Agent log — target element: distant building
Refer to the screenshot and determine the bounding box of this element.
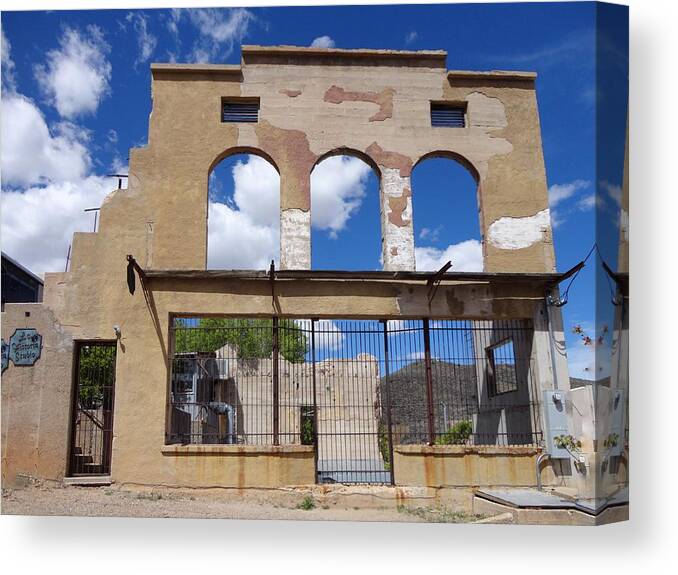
[1,253,43,310]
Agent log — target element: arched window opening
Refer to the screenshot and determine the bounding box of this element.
[310,154,380,270]
[412,156,483,272]
[207,153,280,270]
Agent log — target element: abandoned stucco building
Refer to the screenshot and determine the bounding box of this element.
[1,45,627,517]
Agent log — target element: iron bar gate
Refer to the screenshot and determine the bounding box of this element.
[168,317,541,485]
[68,342,117,476]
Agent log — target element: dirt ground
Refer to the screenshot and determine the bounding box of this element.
[1,482,485,523]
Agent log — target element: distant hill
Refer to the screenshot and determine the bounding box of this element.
[570,377,611,389]
[378,360,479,443]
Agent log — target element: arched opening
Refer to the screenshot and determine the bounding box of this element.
[207,151,280,270]
[411,153,483,272]
[310,152,380,270]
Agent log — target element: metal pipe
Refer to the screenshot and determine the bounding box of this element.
[544,296,560,391]
[207,402,235,444]
[536,452,550,491]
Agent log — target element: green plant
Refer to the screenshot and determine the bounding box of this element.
[174,318,308,363]
[300,412,315,446]
[378,422,391,470]
[397,505,484,523]
[435,420,473,445]
[603,433,619,449]
[554,434,582,457]
[78,345,116,409]
[297,496,315,510]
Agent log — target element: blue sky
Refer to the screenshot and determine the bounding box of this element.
[0,3,628,379]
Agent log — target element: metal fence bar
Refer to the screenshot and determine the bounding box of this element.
[167,316,541,481]
[381,320,396,485]
[272,316,279,446]
[423,318,436,446]
[311,319,319,479]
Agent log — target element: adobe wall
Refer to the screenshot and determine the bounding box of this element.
[1,304,74,486]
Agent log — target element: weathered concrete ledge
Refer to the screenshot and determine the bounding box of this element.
[393,444,552,488]
[395,445,542,456]
[447,69,537,82]
[150,63,242,81]
[161,444,314,456]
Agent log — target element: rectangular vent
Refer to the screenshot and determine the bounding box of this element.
[431,103,466,127]
[222,100,259,123]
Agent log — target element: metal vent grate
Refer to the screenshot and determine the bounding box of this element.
[431,104,466,127]
[222,101,259,123]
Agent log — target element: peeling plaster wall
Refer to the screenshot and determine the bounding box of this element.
[281,208,311,270]
[381,167,415,270]
[487,209,551,250]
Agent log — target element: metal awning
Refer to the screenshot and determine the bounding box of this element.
[127,255,584,287]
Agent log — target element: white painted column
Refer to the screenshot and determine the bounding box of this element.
[280,208,311,270]
[380,167,416,271]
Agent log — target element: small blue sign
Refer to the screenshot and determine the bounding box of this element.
[1,339,8,373]
[8,329,42,366]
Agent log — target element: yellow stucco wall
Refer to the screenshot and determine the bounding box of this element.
[393,445,557,488]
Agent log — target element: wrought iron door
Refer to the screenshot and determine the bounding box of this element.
[68,342,117,476]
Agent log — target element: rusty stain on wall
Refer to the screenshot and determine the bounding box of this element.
[365,142,413,176]
[280,89,302,98]
[324,85,395,122]
[255,120,317,211]
[387,187,412,227]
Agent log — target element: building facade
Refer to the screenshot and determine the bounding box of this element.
[3,46,623,509]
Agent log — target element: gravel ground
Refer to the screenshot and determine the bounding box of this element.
[2,483,476,523]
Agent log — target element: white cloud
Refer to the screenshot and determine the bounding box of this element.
[1,175,117,276]
[207,201,279,270]
[548,179,590,207]
[419,225,442,243]
[207,155,280,270]
[1,27,16,92]
[127,12,157,66]
[294,319,344,351]
[107,129,118,144]
[549,210,564,229]
[231,156,280,228]
[310,36,335,49]
[311,156,373,238]
[1,94,91,187]
[576,194,597,211]
[405,31,418,45]
[1,27,115,277]
[415,239,483,272]
[207,154,375,268]
[34,26,111,119]
[600,180,622,206]
[178,8,254,62]
[167,9,182,38]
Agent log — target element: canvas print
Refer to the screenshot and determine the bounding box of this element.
[1,2,628,526]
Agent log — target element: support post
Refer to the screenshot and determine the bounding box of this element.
[272,316,280,446]
[381,320,396,485]
[311,319,319,483]
[423,318,436,445]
